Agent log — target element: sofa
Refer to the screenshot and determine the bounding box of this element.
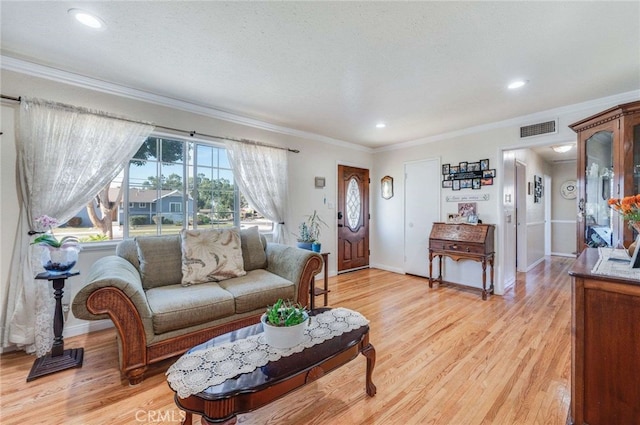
[72,227,323,384]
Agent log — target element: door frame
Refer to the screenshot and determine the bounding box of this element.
[336,160,371,273]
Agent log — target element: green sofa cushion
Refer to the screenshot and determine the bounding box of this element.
[218,269,294,314]
[146,282,235,334]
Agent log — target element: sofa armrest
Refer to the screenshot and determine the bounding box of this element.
[265,244,323,307]
[72,256,152,322]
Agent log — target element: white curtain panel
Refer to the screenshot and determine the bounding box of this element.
[3,98,153,356]
[224,141,289,244]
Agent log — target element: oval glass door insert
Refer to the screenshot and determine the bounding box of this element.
[346,178,361,230]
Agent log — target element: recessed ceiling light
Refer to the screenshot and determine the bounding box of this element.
[376,123,386,129]
[552,144,573,153]
[508,80,528,90]
[68,9,105,29]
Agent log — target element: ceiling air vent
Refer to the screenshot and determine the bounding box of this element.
[520,120,557,138]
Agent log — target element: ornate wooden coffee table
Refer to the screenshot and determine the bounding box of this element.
[171,308,376,424]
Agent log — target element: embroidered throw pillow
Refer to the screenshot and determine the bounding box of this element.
[181,228,246,286]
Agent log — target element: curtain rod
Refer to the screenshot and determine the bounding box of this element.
[0,94,300,153]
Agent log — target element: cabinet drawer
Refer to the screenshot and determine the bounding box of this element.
[430,240,485,254]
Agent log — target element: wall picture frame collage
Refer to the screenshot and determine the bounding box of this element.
[442,159,495,190]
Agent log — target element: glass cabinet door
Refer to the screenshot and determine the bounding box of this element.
[583,130,614,247]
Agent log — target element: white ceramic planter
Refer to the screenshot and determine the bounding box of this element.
[260,312,309,349]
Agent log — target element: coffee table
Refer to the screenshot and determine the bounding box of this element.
[171,308,376,424]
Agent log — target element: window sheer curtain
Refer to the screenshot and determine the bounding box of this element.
[224,141,289,243]
[2,98,153,356]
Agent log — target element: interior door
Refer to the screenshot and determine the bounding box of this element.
[337,165,369,272]
[404,158,440,277]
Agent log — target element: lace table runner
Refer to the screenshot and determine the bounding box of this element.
[167,307,369,398]
[591,247,640,279]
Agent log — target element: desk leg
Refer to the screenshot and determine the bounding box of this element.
[489,257,495,295]
[437,255,443,284]
[481,259,488,300]
[428,251,434,288]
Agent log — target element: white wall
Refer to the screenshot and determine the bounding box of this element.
[551,161,578,256]
[0,70,372,340]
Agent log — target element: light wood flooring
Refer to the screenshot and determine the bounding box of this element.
[0,256,573,425]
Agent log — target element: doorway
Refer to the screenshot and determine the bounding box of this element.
[515,160,527,271]
[337,165,370,273]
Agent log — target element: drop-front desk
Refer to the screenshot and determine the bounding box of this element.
[428,222,495,300]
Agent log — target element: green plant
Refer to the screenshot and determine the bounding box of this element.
[81,234,109,242]
[296,210,327,242]
[265,299,307,327]
[130,215,148,226]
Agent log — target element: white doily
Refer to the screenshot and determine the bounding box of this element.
[592,247,640,279]
[167,308,369,398]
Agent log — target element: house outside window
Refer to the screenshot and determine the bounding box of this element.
[54,135,272,243]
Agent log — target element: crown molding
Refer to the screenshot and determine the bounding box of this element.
[1,55,372,153]
[374,89,640,153]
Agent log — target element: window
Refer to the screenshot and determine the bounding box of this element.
[54,134,271,243]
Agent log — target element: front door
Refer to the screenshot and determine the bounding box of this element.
[337,165,369,272]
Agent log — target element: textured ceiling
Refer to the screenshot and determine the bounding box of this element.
[1,1,639,149]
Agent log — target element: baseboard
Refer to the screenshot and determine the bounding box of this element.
[369,263,404,274]
[551,252,577,258]
[63,319,113,338]
[525,257,545,272]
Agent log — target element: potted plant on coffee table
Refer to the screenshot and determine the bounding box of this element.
[261,299,309,349]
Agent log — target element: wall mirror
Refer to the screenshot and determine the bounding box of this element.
[381,176,393,199]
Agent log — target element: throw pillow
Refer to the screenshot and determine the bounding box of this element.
[240,226,267,271]
[136,235,183,290]
[181,228,246,286]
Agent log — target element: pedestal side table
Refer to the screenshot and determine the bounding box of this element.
[27,271,84,382]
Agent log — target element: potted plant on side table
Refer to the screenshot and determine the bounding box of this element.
[296,210,327,252]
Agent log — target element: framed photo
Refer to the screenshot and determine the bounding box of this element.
[452,180,460,191]
[450,165,459,174]
[447,213,461,223]
[483,169,496,178]
[459,162,468,173]
[442,180,453,188]
[480,159,489,171]
[467,214,479,225]
[468,162,480,172]
[381,175,394,199]
[314,177,326,188]
[481,177,493,186]
[442,164,450,175]
[472,178,481,189]
[460,178,472,189]
[630,235,640,269]
[458,202,477,217]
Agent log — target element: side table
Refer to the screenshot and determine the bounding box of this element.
[27,271,84,382]
[310,252,330,310]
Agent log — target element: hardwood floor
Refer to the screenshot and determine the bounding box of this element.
[0,256,573,425]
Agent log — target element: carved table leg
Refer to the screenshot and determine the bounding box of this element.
[489,256,495,295]
[361,343,377,396]
[181,412,192,425]
[428,251,434,288]
[481,259,488,300]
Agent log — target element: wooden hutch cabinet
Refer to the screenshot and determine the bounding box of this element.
[568,249,640,425]
[569,100,640,252]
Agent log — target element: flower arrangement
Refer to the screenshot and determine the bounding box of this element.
[295,210,327,243]
[31,215,80,248]
[608,195,640,226]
